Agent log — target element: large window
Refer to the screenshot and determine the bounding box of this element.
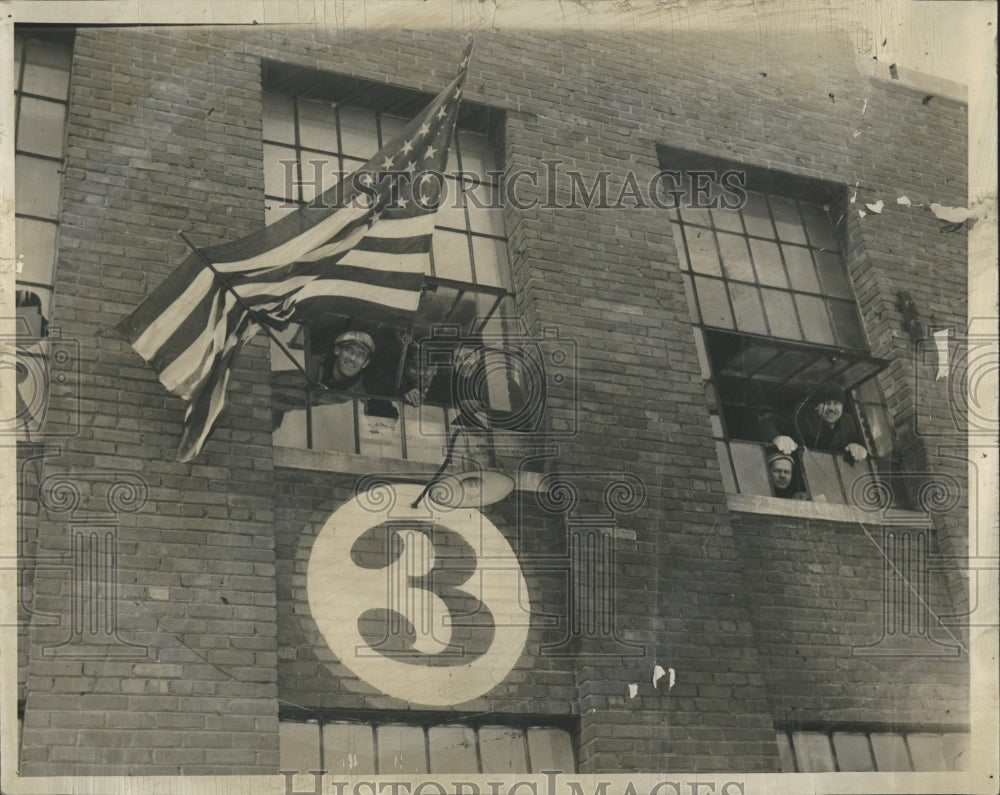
[279,715,576,775]
[262,65,519,462]
[10,29,73,441]
[13,29,72,319]
[662,147,907,507]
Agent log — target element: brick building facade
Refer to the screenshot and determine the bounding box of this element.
[10,23,970,779]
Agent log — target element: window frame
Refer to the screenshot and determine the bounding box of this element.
[660,146,907,509]
[262,62,520,462]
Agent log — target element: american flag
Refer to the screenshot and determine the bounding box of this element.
[116,43,473,461]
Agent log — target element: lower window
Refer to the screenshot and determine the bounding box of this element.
[279,715,576,775]
[775,724,969,772]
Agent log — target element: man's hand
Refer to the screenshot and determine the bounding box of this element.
[403,388,421,406]
[846,442,868,461]
[772,435,798,454]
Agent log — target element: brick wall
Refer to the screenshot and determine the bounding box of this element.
[19,27,280,775]
[733,511,968,726]
[17,24,967,776]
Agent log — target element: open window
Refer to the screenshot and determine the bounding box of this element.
[661,146,910,508]
[262,63,519,462]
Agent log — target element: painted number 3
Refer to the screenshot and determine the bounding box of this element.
[307,483,531,706]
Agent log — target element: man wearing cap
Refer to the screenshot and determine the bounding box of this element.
[797,381,869,462]
[321,330,376,392]
[766,448,806,499]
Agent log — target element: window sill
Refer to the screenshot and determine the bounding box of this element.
[273,445,544,493]
[726,493,928,524]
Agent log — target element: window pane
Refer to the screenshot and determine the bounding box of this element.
[832,733,875,772]
[337,105,380,159]
[471,235,508,287]
[941,733,969,771]
[678,205,712,228]
[776,732,796,773]
[870,733,912,771]
[15,155,62,220]
[262,91,295,143]
[740,191,774,237]
[323,723,376,775]
[376,725,427,774]
[403,403,450,462]
[263,143,298,200]
[310,401,360,453]
[906,734,948,772]
[378,113,408,147]
[800,201,839,250]
[22,39,72,99]
[782,244,821,293]
[748,238,788,287]
[792,732,836,772]
[715,441,738,493]
[457,130,496,177]
[466,182,505,236]
[794,294,836,345]
[16,96,66,157]
[815,249,854,298]
[728,282,767,334]
[694,276,733,329]
[297,97,338,152]
[857,399,894,458]
[297,154,339,203]
[716,231,755,282]
[15,217,57,287]
[429,725,479,773]
[760,288,802,340]
[526,728,574,774]
[479,727,527,773]
[431,177,463,231]
[683,226,721,276]
[829,299,867,349]
[710,205,742,233]
[358,407,403,458]
[432,230,473,282]
[802,452,846,504]
[769,196,808,244]
[729,441,771,496]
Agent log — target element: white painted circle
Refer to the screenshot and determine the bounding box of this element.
[307,483,530,706]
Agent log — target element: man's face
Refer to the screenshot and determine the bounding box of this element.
[815,399,844,426]
[332,342,370,380]
[769,459,793,490]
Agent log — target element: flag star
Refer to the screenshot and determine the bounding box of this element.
[405,160,417,174]
[424,145,438,160]
[437,105,448,120]
[370,209,382,224]
[418,122,430,137]
[401,139,414,155]
[359,172,374,186]
[382,155,395,170]
[396,196,409,209]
